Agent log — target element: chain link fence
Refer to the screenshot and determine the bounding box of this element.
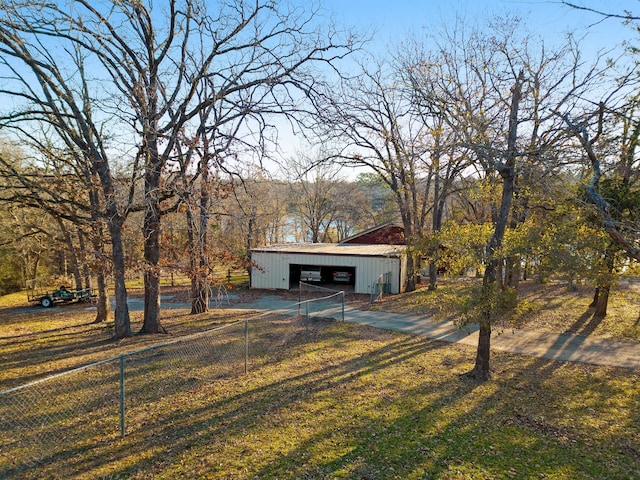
[0,293,344,476]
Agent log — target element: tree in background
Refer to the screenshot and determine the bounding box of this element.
[284,153,346,243]
[0,140,115,323]
[0,6,134,336]
[224,173,290,284]
[564,103,640,316]
[316,60,439,291]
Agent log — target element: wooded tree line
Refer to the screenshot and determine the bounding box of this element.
[0,1,639,380]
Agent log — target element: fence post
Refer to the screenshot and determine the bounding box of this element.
[119,355,126,438]
[244,319,249,375]
[341,291,345,322]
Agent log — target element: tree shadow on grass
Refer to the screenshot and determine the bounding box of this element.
[5,323,640,479]
[249,353,640,480]
[565,308,604,337]
[12,332,450,479]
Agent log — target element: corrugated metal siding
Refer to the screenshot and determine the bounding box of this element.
[251,251,290,290]
[250,249,404,294]
[352,255,401,294]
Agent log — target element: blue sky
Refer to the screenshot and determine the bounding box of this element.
[320,0,639,56]
[272,1,639,173]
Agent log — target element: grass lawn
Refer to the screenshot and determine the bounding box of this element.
[1,282,639,479]
[373,278,640,341]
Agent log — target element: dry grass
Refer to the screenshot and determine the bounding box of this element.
[1,282,639,479]
[0,298,255,391]
[373,277,640,341]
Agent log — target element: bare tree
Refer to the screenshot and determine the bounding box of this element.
[0,0,360,331]
[0,8,134,337]
[284,153,345,243]
[316,59,439,291]
[417,18,606,380]
[224,173,290,283]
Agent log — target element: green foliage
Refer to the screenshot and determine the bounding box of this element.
[355,172,389,187]
[598,177,640,222]
[452,283,519,329]
[434,221,493,276]
[537,215,610,285]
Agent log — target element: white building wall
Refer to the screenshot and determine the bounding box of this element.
[251,251,290,290]
[250,251,403,294]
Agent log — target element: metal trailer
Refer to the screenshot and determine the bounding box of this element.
[27,287,96,308]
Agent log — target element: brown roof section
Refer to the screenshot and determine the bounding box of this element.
[340,222,405,245]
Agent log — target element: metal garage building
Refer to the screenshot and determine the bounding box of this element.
[250,243,408,294]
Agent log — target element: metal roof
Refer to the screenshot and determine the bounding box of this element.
[252,243,406,257]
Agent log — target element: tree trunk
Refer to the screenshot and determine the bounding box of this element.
[589,287,600,308]
[93,267,110,323]
[468,318,492,381]
[428,175,442,291]
[57,218,83,290]
[192,276,209,313]
[90,221,110,324]
[140,165,167,334]
[593,285,610,318]
[466,70,524,381]
[77,228,91,290]
[108,218,131,339]
[190,163,211,314]
[405,254,416,292]
[246,206,256,288]
[428,259,438,290]
[505,256,520,290]
[186,204,200,314]
[593,247,615,318]
[496,261,505,289]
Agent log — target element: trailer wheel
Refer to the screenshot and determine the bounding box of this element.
[40,296,53,308]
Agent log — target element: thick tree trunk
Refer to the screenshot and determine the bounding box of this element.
[140,166,167,334]
[593,285,610,318]
[108,219,132,339]
[592,247,615,318]
[468,319,492,381]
